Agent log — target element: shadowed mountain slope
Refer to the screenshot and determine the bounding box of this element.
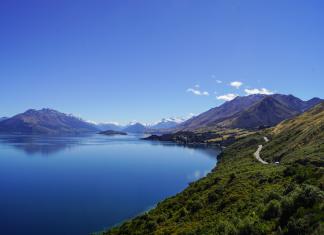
[0,109,99,135]
[178,94,322,131]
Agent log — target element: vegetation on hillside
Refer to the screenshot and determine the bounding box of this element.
[144,128,253,147]
[99,103,324,235]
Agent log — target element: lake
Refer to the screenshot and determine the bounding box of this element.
[0,134,219,235]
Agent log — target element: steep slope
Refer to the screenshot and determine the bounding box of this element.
[179,94,322,131]
[221,96,299,129]
[102,103,324,235]
[178,94,266,130]
[272,94,323,112]
[0,109,99,134]
[262,101,324,164]
[304,97,323,111]
[271,94,306,111]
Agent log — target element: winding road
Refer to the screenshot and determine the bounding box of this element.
[253,136,269,164]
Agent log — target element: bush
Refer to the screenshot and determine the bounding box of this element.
[178,207,187,217]
[284,165,296,177]
[237,216,267,235]
[214,219,237,235]
[263,200,281,219]
[296,185,324,208]
[145,220,157,231]
[283,183,296,195]
[228,173,236,183]
[207,191,218,203]
[280,196,295,225]
[187,200,203,213]
[265,191,282,203]
[286,217,309,235]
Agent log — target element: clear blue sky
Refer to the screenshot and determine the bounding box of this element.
[0,0,323,124]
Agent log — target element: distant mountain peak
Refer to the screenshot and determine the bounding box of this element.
[127,121,146,126]
[123,122,147,133]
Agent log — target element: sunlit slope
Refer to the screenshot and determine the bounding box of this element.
[100,103,324,235]
[262,102,324,164]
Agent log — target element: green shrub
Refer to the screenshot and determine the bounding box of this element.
[207,191,218,203]
[296,185,324,208]
[237,216,267,235]
[146,220,157,231]
[264,200,281,219]
[228,173,236,183]
[286,217,309,235]
[213,219,237,235]
[265,191,282,203]
[280,196,295,225]
[187,200,203,213]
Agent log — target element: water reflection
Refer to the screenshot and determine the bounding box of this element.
[0,134,83,155]
[0,134,221,159]
[145,139,220,160]
[0,133,218,235]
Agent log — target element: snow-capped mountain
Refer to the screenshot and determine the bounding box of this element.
[149,115,194,130]
[150,118,185,130]
[123,122,147,133]
[95,122,123,131]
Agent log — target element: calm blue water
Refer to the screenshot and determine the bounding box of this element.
[0,134,219,235]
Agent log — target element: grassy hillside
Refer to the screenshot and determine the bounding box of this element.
[263,102,324,165]
[99,103,324,235]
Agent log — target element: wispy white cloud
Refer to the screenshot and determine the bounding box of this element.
[244,88,274,95]
[187,87,209,96]
[230,81,243,89]
[211,74,222,83]
[217,93,238,101]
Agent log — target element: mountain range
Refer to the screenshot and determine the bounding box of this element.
[122,122,147,133]
[178,94,322,130]
[0,110,188,135]
[0,94,322,135]
[95,117,187,133]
